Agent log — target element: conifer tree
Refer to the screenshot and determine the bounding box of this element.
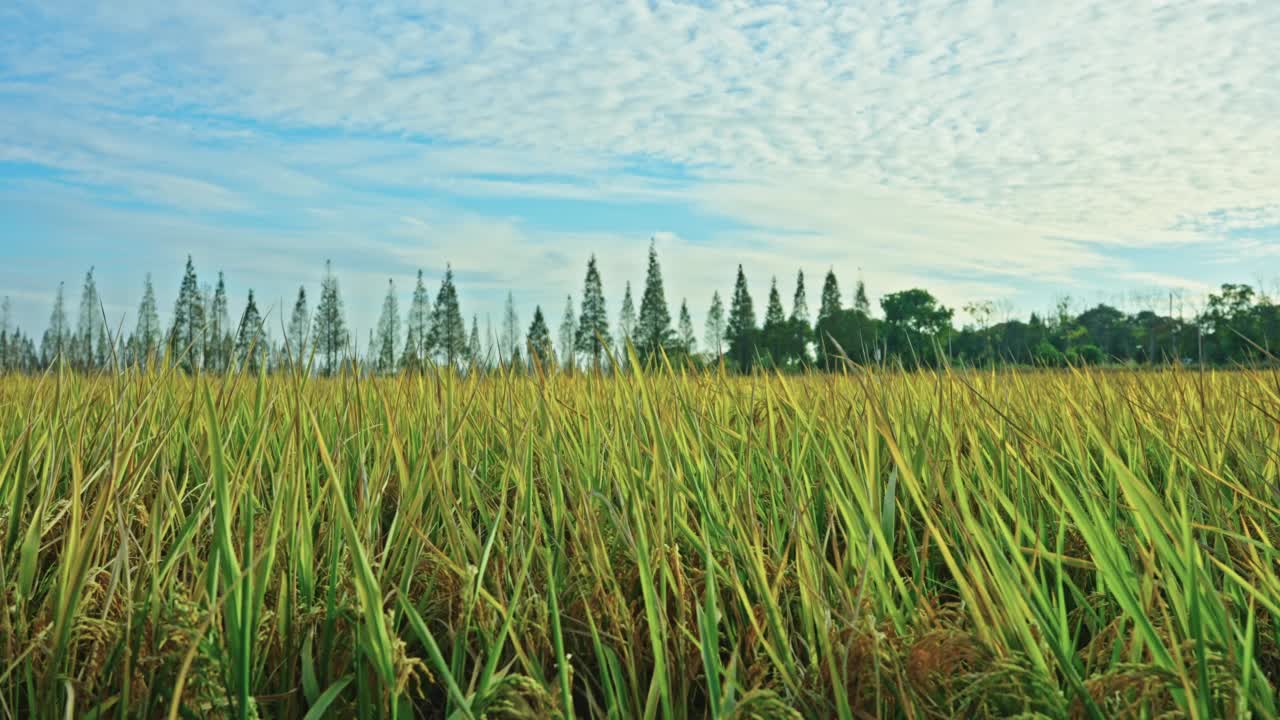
[312,260,349,376]
[269,336,287,373]
[235,289,266,371]
[374,279,400,374]
[97,322,114,369]
[726,265,757,370]
[468,315,482,368]
[4,328,15,372]
[21,332,37,372]
[791,269,810,328]
[402,270,432,371]
[132,274,161,367]
[763,277,788,364]
[484,315,496,367]
[853,277,871,315]
[41,282,70,367]
[678,299,696,354]
[501,291,521,366]
[765,278,786,328]
[813,268,844,369]
[618,282,636,346]
[636,240,673,360]
[428,265,467,367]
[0,297,9,370]
[726,266,756,338]
[575,255,612,371]
[14,331,27,371]
[818,268,842,326]
[96,272,115,366]
[526,305,553,367]
[15,330,31,373]
[704,291,726,360]
[75,268,102,371]
[206,272,231,371]
[169,256,205,372]
[287,286,309,367]
[559,295,576,370]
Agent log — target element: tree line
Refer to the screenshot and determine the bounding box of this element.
[1,242,1278,375]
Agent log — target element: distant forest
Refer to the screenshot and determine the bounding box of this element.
[1,241,1277,374]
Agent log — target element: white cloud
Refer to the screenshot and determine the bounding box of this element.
[3,0,1279,330]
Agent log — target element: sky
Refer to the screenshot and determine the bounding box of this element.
[2,0,1279,342]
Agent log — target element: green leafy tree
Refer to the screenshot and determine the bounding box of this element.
[962,300,996,365]
[526,305,553,368]
[312,260,349,376]
[1202,283,1259,362]
[815,309,881,367]
[881,288,954,366]
[1074,304,1130,361]
[575,255,612,371]
[1074,344,1105,365]
[1250,297,1280,360]
[1034,339,1064,367]
[428,265,467,368]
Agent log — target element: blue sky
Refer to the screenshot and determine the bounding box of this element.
[2,0,1278,341]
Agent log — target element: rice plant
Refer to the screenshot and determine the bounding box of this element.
[0,362,1277,718]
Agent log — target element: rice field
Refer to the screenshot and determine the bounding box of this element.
[1,363,1278,719]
